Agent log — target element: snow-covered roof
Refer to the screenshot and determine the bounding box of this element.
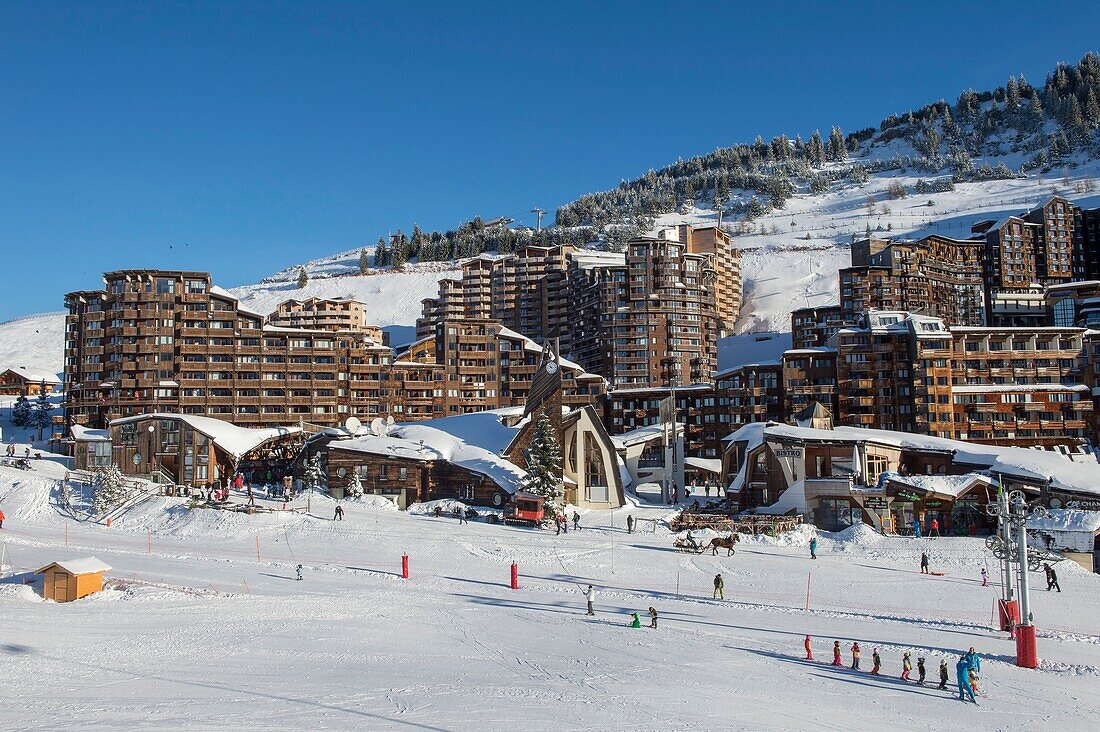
[880,471,994,498]
[685,457,722,474]
[1027,509,1100,534]
[722,422,1100,497]
[495,326,591,374]
[610,422,681,449]
[210,285,266,318]
[2,365,61,384]
[332,408,528,494]
[70,425,110,442]
[38,557,112,575]
[110,413,302,458]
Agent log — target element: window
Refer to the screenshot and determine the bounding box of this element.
[86,441,111,468]
[584,433,609,503]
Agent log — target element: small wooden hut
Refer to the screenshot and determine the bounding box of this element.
[37,557,112,602]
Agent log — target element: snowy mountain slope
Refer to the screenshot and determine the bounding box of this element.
[0,313,67,376]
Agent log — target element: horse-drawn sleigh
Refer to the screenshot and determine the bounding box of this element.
[674,533,740,556]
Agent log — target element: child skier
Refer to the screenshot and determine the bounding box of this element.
[804,635,813,660]
[871,648,881,675]
[901,651,912,680]
[916,657,926,685]
[629,612,641,628]
[648,607,658,629]
[296,564,303,581]
[713,573,724,599]
[832,641,843,666]
[920,552,930,574]
[850,642,861,670]
[938,659,949,689]
[981,567,988,586]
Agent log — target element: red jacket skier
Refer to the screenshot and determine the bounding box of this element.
[804,635,813,660]
[832,641,842,666]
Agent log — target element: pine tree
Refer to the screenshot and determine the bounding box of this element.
[11,394,31,427]
[807,130,826,167]
[827,126,847,161]
[521,413,565,522]
[374,237,388,267]
[391,237,407,269]
[1006,76,1020,109]
[32,384,53,440]
[346,469,363,497]
[92,465,127,515]
[1029,95,1046,132]
[303,454,326,491]
[1085,87,1100,129]
[358,249,370,274]
[296,268,309,289]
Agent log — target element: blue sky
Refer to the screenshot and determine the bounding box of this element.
[2,1,1099,319]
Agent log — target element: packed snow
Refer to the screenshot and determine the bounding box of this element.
[1,458,1099,730]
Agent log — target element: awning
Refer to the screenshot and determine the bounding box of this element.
[684,457,722,474]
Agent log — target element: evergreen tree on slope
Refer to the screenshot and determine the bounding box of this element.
[32,383,53,440]
[11,393,31,428]
[92,464,127,515]
[521,413,565,523]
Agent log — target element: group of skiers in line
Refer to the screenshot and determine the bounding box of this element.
[810,637,983,703]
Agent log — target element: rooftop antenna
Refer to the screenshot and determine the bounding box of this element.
[531,208,546,233]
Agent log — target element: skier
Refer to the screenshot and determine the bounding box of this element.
[912,518,922,538]
[938,659,949,689]
[561,513,568,533]
[713,573,724,600]
[930,517,940,538]
[572,511,581,531]
[584,584,596,616]
[831,641,843,666]
[629,612,641,628]
[334,505,344,521]
[804,635,813,660]
[627,514,635,534]
[920,552,930,574]
[901,651,912,680]
[0,508,5,529]
[966,647,981,694]
[555,515,562,535]
[850,642,861,670]
[648,606,658,629]
[871,648,881,675]
[247,487,255,507]
[295,564,303,581]
[980,567,988,586]
[1044,563,1061,592]
[809,536,818,560]
[458,507,468,525]
[917,656,926,685]
[956,656,977,703]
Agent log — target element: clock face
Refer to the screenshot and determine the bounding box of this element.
[545,361,558,374]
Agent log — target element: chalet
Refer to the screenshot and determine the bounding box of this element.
[72,413,303,487]
[723,421,1100,535]
[0,366,61,396]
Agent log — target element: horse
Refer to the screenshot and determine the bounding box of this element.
[708,534,740,556]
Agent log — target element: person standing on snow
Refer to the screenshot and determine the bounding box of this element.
[648,607,658,629]
[804,635,813,660]
[912,519,922,539]
[870,648,881,675]
[572,512,581,531]
[956,656,977,703]
[0,508,5,529]
[334,505,344,521]
[980,567,988,586]
[626,515,635,534]
[296,564,303,581]
[929,517,940,538]
[938,659,949,689]
[713,573,724,600]
[916,657,926,685]
[901,651,912,680]
[629,612,641,628]
[850,642,861,670]
[1044,563,1061,592]
[832,641,843,666]
[920,552,930,574]
[809,536,818,560]
[966,648,981,694]
[584,585,596,616]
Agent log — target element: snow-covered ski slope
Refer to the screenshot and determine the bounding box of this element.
[0,464,1098,730]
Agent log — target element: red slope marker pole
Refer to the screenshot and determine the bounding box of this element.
[401,553,409,579]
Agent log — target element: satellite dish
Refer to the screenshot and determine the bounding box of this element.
[344,416,362,435]
[370,417,386,436]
